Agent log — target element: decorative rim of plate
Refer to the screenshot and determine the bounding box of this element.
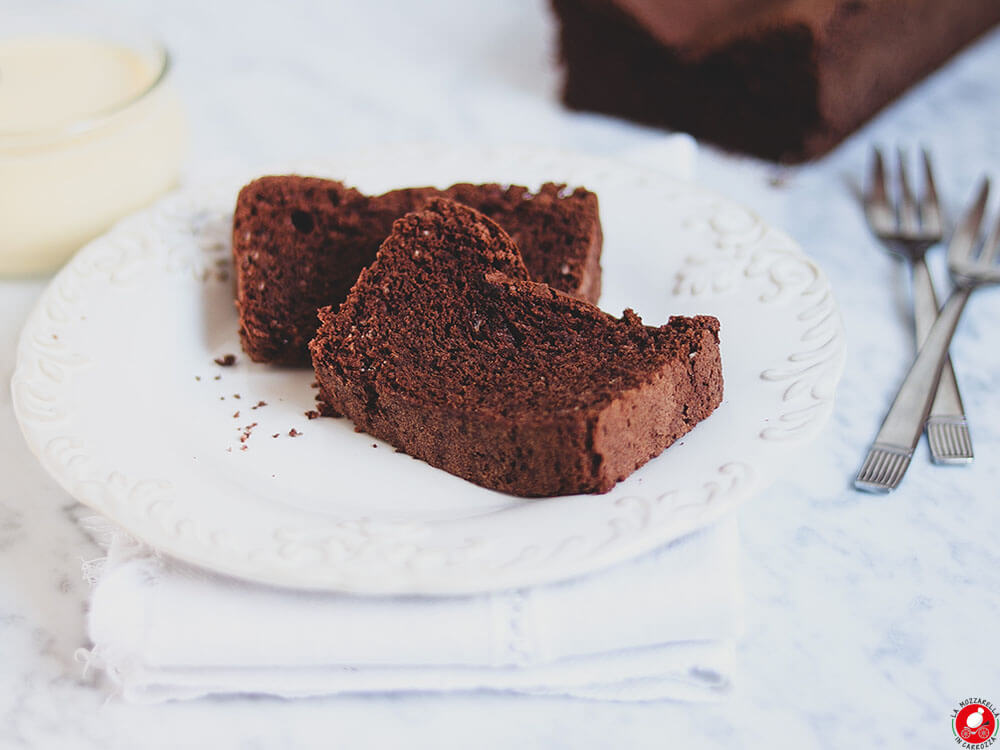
[11,144,846,594]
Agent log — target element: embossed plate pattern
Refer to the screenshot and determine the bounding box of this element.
[12,145,845,594]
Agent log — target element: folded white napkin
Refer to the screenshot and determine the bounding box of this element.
[81,517,742,703]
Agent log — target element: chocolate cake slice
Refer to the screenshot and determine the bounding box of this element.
[233,176,602,365]
[309,199,722,497]
[551,0,1000,162]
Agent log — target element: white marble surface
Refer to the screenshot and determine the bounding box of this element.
[2,0,999,747]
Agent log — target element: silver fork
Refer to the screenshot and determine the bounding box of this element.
[864,147,973,464]
[856,180,998,492]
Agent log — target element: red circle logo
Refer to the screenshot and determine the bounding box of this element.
[954,702,997,745]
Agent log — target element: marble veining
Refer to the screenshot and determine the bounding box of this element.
[1,0,999,747]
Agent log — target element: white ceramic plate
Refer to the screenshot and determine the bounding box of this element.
[12,145,845,594]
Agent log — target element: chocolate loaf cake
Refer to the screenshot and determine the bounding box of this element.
[309,199,723,497]
[551,0,1000,162]
[234,176,602,365]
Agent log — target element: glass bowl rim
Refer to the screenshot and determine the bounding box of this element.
[0,35,172,144]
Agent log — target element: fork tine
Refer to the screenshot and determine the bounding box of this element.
[980,203,1000,266]
[919,148,943,237]
[948,179,990,266]
[865,147,894,233]
[897,148,920,235]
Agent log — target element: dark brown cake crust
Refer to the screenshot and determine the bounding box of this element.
[551,0,1000,162]
[309,199,722,498]
[233,176,602,365]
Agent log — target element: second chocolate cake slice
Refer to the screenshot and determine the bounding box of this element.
[309,199,723,497]
[234,176,602,365]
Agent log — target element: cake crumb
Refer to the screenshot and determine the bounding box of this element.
[214,375,221,381]
[238,422,259,444]
[272,433,280,438]
[233,394,241,399]
[310,381,320,389]
[372,443,378,448]
[767,171,790,188]
[214,354,237,366]
[195,376,201,381]
[251,400,267,410]
[305,410,320,420]
[240,445,248,451]
[232,411,240,419]
[288,429,301,437]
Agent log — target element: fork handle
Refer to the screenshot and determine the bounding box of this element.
[872,286,972,452]
[911,258,967,421]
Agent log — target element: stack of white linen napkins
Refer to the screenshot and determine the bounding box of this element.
[78,134,743,703]
[81,517,742,704]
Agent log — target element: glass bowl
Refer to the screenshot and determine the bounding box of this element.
[0,8,187,275]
